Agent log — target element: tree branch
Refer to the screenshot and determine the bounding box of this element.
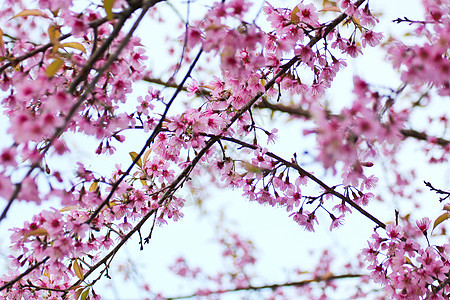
[164,273,364,299]
[0,257,49,292]
[144,78,450,148]
[204,134,387,229]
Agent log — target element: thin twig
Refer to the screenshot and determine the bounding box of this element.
[0,257,49,292]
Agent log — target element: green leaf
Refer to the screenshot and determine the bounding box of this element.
[45,58,64,77]
[89,181,99,192]
[103,0,115,21]
[11,9,46,19]
[73,259,84,280]
[61,42,86,53]
[24,228,48,238]
[241,161,263,174]
[129,151,143,168]
[80,287,90,300]
[432,212,450,232]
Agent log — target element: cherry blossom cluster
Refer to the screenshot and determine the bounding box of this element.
[388,0,449,96]
[0,0,448,299]
[363,218,450,299]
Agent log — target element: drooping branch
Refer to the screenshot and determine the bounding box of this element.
[204,134,387,229]
[258,99,450,147]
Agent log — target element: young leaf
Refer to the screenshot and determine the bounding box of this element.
[405,256,413,265]
[45,58,64,77]
[80,287,90,300]
[61,42,86,53]
[129,151,143,168]
[432,212,450,232]
[322,0,338,7]
[0,27,5,55]
[75,287,84,300]
[43,269,51,281]
[11,9,46,19]
[142,149,152,166]
[290,5,300,24]
[241,161,263,174]
[24,228,48,238]
[73,259,84,280]
[320,6,341,12]
[89,181,99,192]
[103,0,116,21]
[48,25,61,42]
[48,25,62,53]
[59,205,77,212]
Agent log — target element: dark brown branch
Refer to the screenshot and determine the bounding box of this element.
[0,257,49,292]
[143,77,181,89]
[257,101,450,147]
[256,98,312,118]
[393,17,433,25]
[400,129,449,147]
[143,76,212,97]
[424,181,450,202]
[428,276,450,299]
[165,273,364,299]
[144,80,449,149]
[0,6,137,74]
[205,134,387,229]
